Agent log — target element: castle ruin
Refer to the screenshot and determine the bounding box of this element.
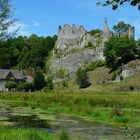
[50,18,135,81]
[103,18,135,41]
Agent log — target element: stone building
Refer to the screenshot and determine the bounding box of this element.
[103,18,135,41]
[0,69,33,91]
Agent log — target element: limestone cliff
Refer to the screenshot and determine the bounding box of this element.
[50,19,135,81]
[50,24,104,79]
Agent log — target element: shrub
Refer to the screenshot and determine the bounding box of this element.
[62,80,69,87]
[84,60,105,72]
[85,42,95,49]
[129,86,134,91]
[104,36,136,70]
[5,81,17,91]
[88,29,102,36]
[44,76,54,91]
[33,70,46,90]
[18,82,34,92]
[55,67,69,78]
[76,68,91,88]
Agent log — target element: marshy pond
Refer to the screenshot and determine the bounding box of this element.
[0,100,139,140]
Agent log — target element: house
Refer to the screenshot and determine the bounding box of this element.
[0,69,33,91]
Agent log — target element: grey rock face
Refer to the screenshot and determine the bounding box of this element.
[51,48,103,74]
[50,19,135,81]
[115,60,140,82]
[55,24,86,51]
[50,24,105,78]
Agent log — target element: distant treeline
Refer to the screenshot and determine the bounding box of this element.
[0,34,57,71]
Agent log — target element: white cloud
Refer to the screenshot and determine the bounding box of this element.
[9,22,31,36]
[8,20,41,36]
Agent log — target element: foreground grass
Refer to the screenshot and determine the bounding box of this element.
[0,126,55,140]
[0,90,140,127]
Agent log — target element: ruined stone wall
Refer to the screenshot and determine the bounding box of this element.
[50,19,135,81]
[50,24,104,80]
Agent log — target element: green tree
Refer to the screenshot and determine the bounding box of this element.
[97,0,140,10]
[136,39,140,58]
[33,71,46,90]
[113,22,130,33]
[18,82,34,92]
[18,34,57,70]
[104,36,136,70]
[76,68,91,89]
[88,29,102,36]
[44,76,54,91]
[0,0,16,68]
[5,81,17,91]
[0,0,15,42]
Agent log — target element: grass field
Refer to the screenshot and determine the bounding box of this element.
[0,90,140,127]
[0,90,140,140]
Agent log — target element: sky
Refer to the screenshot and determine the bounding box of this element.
[11,0,140,38]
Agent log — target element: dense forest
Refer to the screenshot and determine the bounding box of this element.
[0,35,57,71]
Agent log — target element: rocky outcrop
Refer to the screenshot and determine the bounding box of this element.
[115,60,140,82]
[50,18,135,81]
[50,24,104,78]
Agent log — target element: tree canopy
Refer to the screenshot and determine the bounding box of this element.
[97,0,140,10]
[0,34,57,70]
[0,0,15,42]
[104,36,136,70]
[113,22,130,33]
[33,70,46,90]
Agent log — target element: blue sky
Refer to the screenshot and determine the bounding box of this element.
[11,0,140,38]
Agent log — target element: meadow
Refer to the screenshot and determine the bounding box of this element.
[0,90,140,140]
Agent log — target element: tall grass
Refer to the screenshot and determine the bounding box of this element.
[0,126,53,140]
[0,91,140,126]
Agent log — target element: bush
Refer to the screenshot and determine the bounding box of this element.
[84,60,105,72]
[33,71,46,90]
[5,82,17,91]
[62,80,69,87]
[18,82,34,92]
[76,68,91,89]
[104,36,136,70]
[55,67,68,78]
[44,76,54,91]
[88,29,102,36]
[85,42,95,49]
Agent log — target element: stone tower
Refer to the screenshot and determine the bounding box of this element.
[103,18,111,41]
[104,18,110,34]
[128,26,135,38]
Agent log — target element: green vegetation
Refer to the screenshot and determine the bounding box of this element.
[113,21,131,33]
[44,76,54,91]
[55,67,69,78]
[84,60,105,72]
[0,91,140,127]
[0,126,54,140]
[76,68,91,88]
[18,82,34,92]
[0,35,57,70]
[0,0,15,42]
[33,70,46,90]
[5,82,17,91]
[88,29,102,36]
[84,42,95,49]
[104,36,136,70]
[59,127,70,140]
[97,0,140,10]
